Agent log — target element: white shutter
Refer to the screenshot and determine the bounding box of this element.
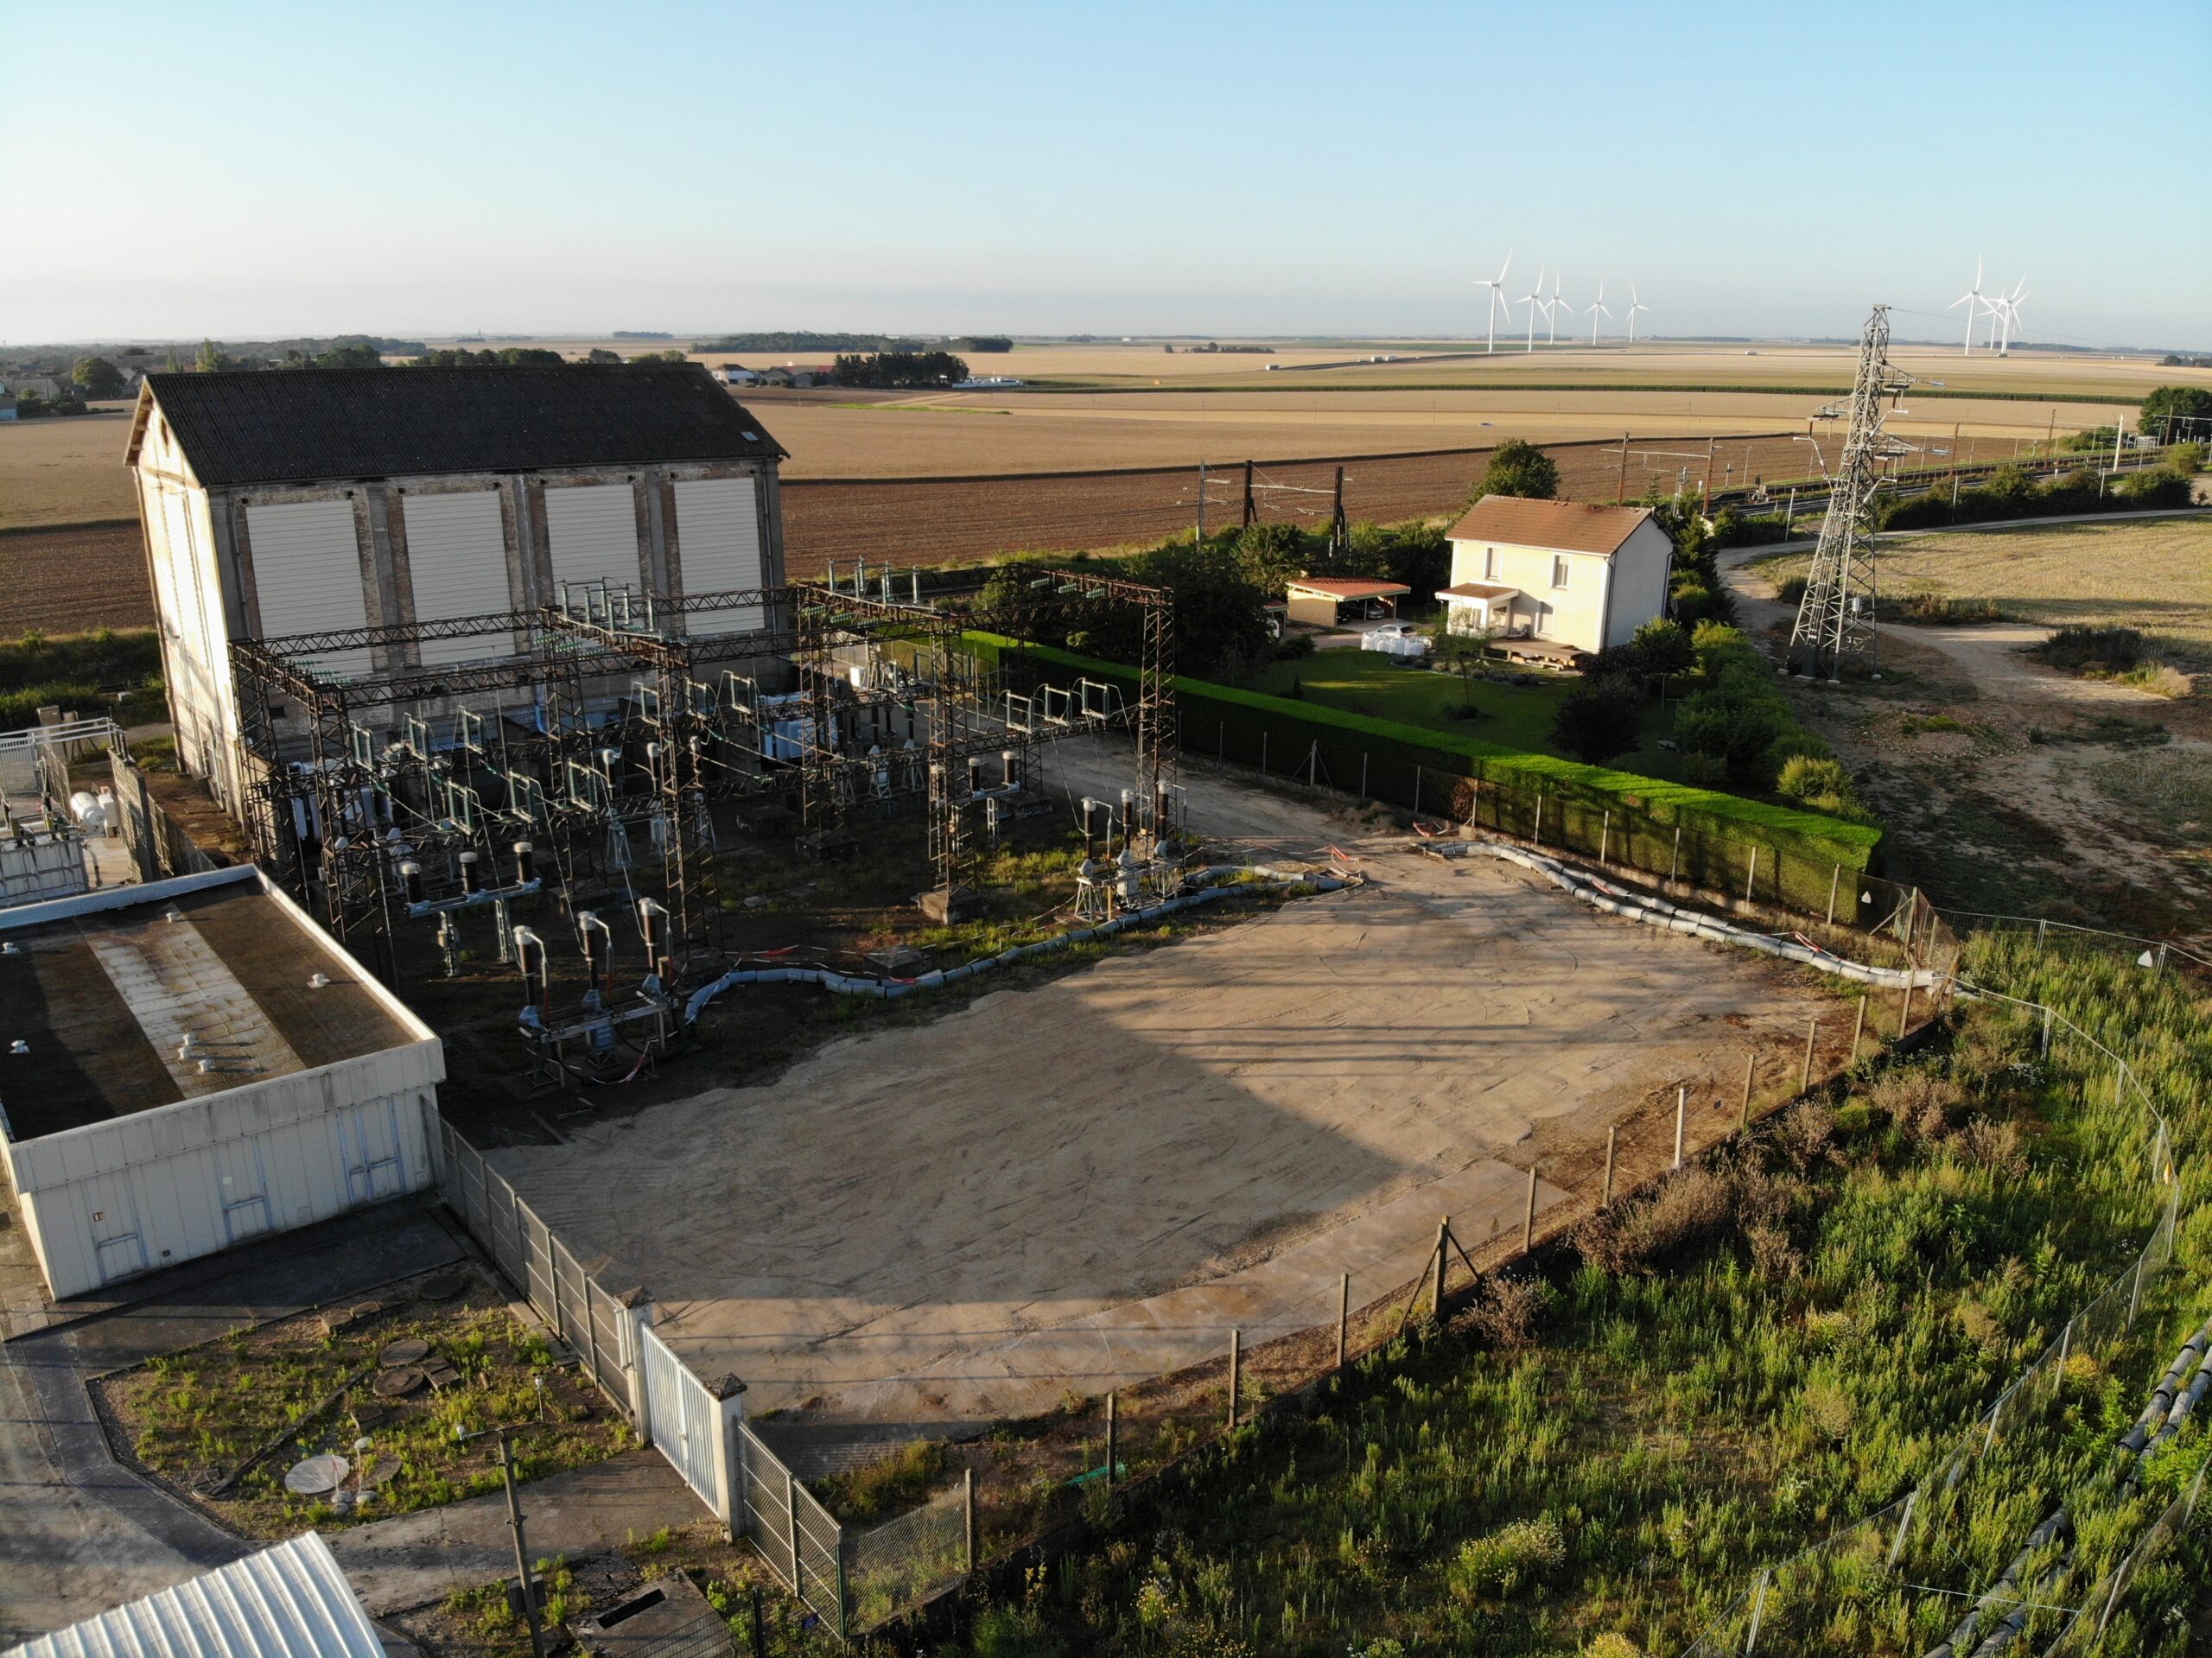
[246,499,370,676]
[673,475,765,632]
[543,483,643,600]
[402,491,513,665]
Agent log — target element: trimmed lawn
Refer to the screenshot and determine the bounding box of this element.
[1250,646,1688,782]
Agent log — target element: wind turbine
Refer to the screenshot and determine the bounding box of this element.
[1949,257,1989,356]
[1993,277,2028,355]
[1625,283,1649,347]
[1474,251,1513,353]
[1584,279,1611,346]
[1545,270,1566,344]
[1518,264,1547,352]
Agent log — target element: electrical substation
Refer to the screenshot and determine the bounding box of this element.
[226,567,1183,1095]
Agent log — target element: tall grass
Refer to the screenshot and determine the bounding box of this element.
[945,936,2210,1656]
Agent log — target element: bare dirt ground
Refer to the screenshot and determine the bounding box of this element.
[487,737,1848,1426]
[1722,534,2212,948]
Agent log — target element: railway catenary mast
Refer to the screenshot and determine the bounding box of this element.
[1788,304,1915,679]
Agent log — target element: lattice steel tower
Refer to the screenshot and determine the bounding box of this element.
[1789,304,1914,679]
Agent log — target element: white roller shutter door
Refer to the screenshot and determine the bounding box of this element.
[543,482,643,600]
[403,491,514,664]
[673,475,765,632]
[245,499,370,675]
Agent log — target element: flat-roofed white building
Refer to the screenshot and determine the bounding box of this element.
[123,363,788,811]
[0,865,443,1301]
[1436,497,1675,656]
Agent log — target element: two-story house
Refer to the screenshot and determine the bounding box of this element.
[1435,496,1674,656]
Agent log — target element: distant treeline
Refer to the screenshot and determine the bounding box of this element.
[691,332,926,353]
[963,336,1014,353]
[830,350,970,388]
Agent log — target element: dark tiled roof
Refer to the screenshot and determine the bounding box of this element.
[137,363,785,486]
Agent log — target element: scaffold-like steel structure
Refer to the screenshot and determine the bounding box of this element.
[1788,304,1916,679]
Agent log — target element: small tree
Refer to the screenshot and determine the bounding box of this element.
[1472,438,1560,502]
[1631,617,1694,680]
[194,339,232,373]
[583,347,622,363]
[72,355,126,398]
[1552,675,1643,764]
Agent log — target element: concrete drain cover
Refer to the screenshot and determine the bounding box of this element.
[379,1337,430,1366]
[417,1273,465,1301]
[372,1367,427,1398]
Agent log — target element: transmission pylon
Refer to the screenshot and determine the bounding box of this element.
[1789,304,1914,680]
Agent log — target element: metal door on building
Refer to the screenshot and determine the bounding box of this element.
[340,1100,407,1205]
[216,1137,273,1244]
[639,1319,721,1517]
[82,1174,148,1285]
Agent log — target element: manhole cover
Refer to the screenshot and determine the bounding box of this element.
[363,1454,402,1487]
[372,1367,427,1398]
[417,1273,465,1301]
[283,1454,349,1496]
[379,1337,430,1366]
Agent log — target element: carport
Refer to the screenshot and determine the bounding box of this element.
[1282,577,1411,628]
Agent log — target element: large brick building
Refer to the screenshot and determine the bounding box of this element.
[124,362,787,809]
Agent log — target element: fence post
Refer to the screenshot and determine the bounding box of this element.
[1801,1020,1819,1092]
[1359,753,1368,798]
[1745,845,1758,903]
[1106,1394,1118,1485]
[1669,824,1681,882]
[784,1467,801,1598]
[1599,810,1610,865]
[1337,1273,1350,1367]
[710,1375,749,1538]
[1851,996,1866,1063]
[1413,767,1421,819]
[2041,1005,2053,1057]
[1886,1489,1919,1572]
[1741,1053,1755,1128]
[1433,1216,1450,1318]
[1602,1126,1617,1208]
[1745,1568,1770,1654]
[1533,790,1542,847]
[1674,1086,1687,1168]
[2126,1254,2144,1327]
[622,1291,656,1439]
[2114,1060,2127,1108]
[1227,1329,1241,1428]
[963,1467,976,1572]
[1523,1170,1539,1252]
[1897,981,1914,1039]
[1826,864,1841,927]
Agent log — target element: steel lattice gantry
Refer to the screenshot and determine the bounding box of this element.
[227,571,1177,988]
[1788,304,1916,679]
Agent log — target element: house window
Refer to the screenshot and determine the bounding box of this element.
[1484,547,1498,580]
[1551,556,1571,589]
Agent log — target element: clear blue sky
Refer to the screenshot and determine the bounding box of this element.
[5,0,2207,348]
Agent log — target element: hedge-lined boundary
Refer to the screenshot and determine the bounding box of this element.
[967,632,1885,919]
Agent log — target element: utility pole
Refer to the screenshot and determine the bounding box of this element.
[1196,460,1206,548]
[456,1423,545,1658]
[1789,304,1911,681]
[1242,460,1255,529]
[1617,431,1630,504]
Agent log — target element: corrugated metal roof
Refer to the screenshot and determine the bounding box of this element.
[3,1534,382,1658]
[133,362,785,486]
[1282,578,1412,599]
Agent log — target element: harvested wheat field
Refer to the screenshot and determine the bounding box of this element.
[0,408,137,529]
[1760,513,2212,661]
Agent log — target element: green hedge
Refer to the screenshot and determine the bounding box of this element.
[969,632,1885,919]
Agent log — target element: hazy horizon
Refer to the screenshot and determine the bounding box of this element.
[6,0,2208,352]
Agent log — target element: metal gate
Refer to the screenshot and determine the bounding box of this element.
[640,1319,721,1515]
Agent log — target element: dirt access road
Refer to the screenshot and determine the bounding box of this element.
[490,736,1846,1426]
[1723,532,2212,945]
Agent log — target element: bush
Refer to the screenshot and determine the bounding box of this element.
[1272,632,1314,662]
[2168,440,2206,474]
[1552,675,1643,765]
[1631,617,1694,678]
[1448,1517,1566,1601]
[2118,465,2194,506]
[2034,625,2146,676]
